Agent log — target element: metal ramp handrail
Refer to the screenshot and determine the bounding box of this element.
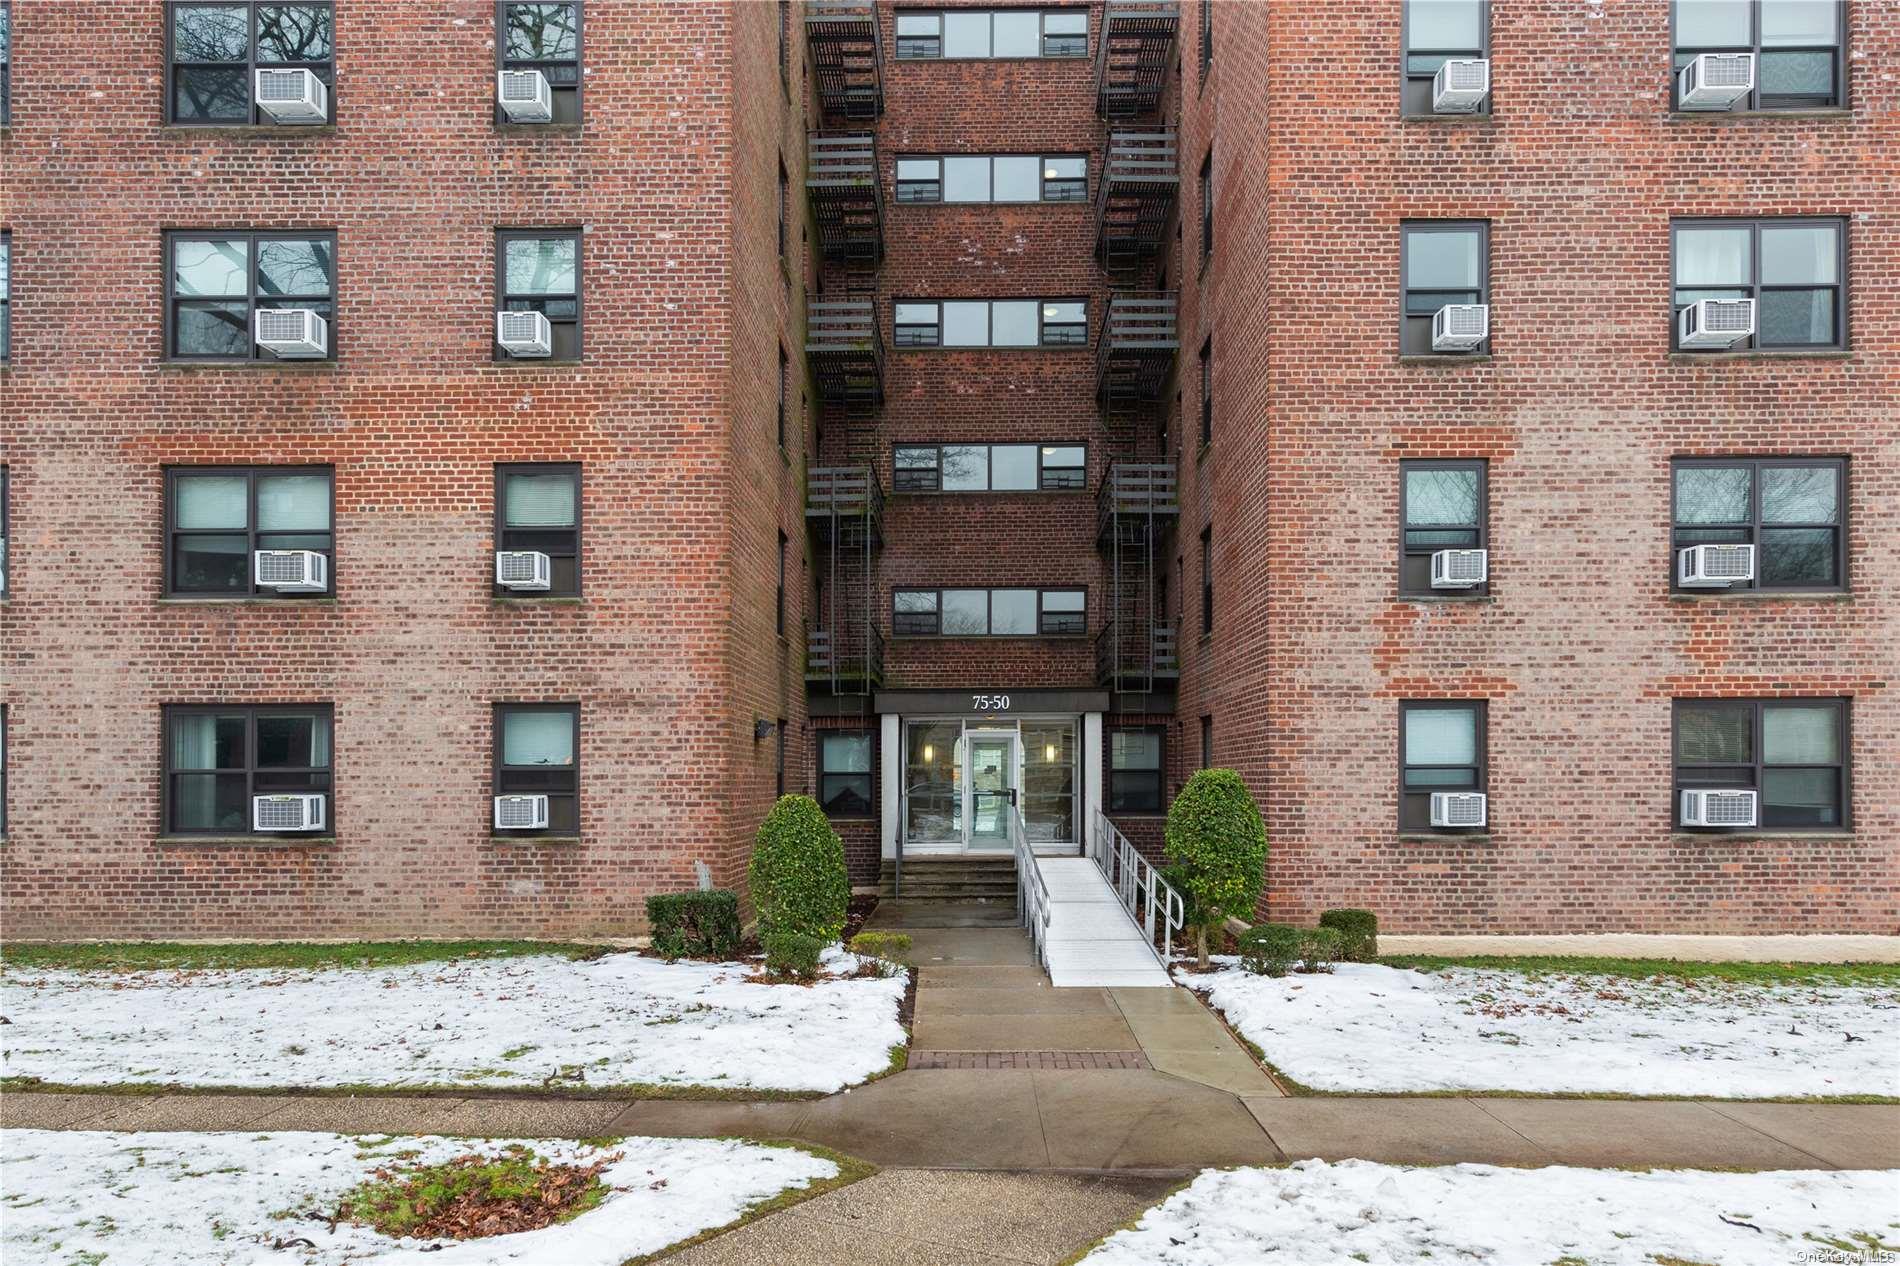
[1010,805,1052,973]
[1087,808,1184,963]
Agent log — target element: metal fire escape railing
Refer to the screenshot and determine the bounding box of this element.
[1094,1,1180,121]
[1088,808,1185,963]
[806,466,884,696]
[805,0,885,121]
[1096,129,1178,273]
[1096,290,1179,424]
[808,131,884,271]
[807,297,885,414]
[1011,804,1053,972]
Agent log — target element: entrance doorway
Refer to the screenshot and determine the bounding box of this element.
[901,718,1077,853]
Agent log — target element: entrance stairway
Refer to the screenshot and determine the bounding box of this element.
[878,856,1018,902]
[1035,858,1175,988]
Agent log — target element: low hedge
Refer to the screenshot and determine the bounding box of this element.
[1318,908,1378,962]
[1299,926,1342,974]
[762,930,825,981]
[645,889,742,961]
[1238,923,1303,978]
[847,931,912,964]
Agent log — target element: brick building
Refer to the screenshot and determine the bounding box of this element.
[1,0,1893,940]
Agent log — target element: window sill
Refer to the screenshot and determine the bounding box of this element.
[493,596,583,605]
[1671,830,1854,841]
[159,596,338,606]
[159,359,339,372]
[1666,108,1850,122]
[1668,590,1851,603]
[1400,112,1493,123]
[1398,832,1491,842]
[1668,349,1851,363]
[1397,592,1494,604]
[156,836,337,848]
[1399,353,1492,366]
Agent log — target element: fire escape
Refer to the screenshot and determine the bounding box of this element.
[1093,4,1180,700]
[804,107,885,701]
[805,0,885,122]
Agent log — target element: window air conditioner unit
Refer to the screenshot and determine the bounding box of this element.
[496,310,554,358]
[1430,792,1487,828]
[495,794,551,830]
[254,68,329,123]
[254,548,329,592]
[497,69,554,123]
[1433,58,1490,113]
[1681,788,1757,828]
[1678,52,1754,110]
[254,793,326,832]
[1678,542,1755,587]
[254,308,329,359]
[1431,548,1488,589]
[1678,298,1754,349]
[1432,304,1488,351]
[495,550,553,591]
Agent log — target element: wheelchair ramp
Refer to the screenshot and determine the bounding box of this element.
[1036,857,1175,988]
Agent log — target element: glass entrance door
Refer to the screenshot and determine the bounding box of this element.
[966,732,1017,847]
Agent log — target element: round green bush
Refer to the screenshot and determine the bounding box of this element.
[1238,923,1302,978]
[1298,926,1343,974]
[749,794,849,943]
[1318,908,1378,962]
[1164,768,1267,966]
[761,930,825,981]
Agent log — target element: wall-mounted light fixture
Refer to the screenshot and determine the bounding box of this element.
[754,718,778,742]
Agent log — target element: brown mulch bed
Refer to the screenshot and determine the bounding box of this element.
[335,1145,619,1241]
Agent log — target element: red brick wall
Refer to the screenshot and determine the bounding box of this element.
[0,1,808,938]
[1176,0,1898,934]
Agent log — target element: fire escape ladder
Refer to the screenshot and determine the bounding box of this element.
[807,467,884,697]
[806,0,885,121]
[1094,1,1180,122]
[1095,129,1178,273]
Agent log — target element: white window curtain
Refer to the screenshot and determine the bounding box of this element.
[175,475,249,529]
[256,474,330,531]
[504,711,574,766]
[1763,706,1837,764]
[505,473,577,527]
[1405,707,1476,765]
[171,714,222,769]
[1676,227,1751,286]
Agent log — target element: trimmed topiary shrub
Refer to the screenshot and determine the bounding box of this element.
[748,794,849,943]
[1298,926,1342,974]
[762,930,825,981]
[1238,923,1303,978]
[645,889,742,961]
[847,931,912,964]
[1164,769,1267,967]
[1318,908,1378,963]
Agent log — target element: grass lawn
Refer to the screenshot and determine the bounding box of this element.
[1379,953,1900,988]
[0,939,603,972]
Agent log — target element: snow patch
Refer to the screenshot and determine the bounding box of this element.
[1,1129,838,1266]
[1180,961,1898,1097]
[1,951,906,1093]
[1080,1160,1900,1266]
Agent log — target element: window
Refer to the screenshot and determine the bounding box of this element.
[1675,698,1847,830]
[1673,0,1843,110]
[1110,728,1164,813]
[778,0,790,85]
[0,230,9,362]
[1672,458,1844,591]
[893,155,1087,204]
[1200,715,1213,769]
[819,732,874,817]
[892,443,1085,492]
[166,231,335,361]
[0,704,7,836]
[164,704,332,836]
[1401,460,1488,596]
[778,157,789,258]
[495,463,580,597]
[1672,218,1843,351]
[891,299,1087,348]
[893,10,1086,59]
[1200,526,1213,635]
[1,2,10,127]
[167,2,334,125]
[1198,337,1212,446]
[777,530,788,635]
[0,464,8,595]
[166,466,334,597]
[892,587,1087,636]
[497,229,581,361]
[1402,0,1488,114]
[494,704,579,836]
[498,1,581,125]
[775,719,787,797]
[1199,150,1213,264]
[1199,0,1212,76]
[1400,700,1486,832]
[1401,221,1488,355]
[777,344,788,447]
